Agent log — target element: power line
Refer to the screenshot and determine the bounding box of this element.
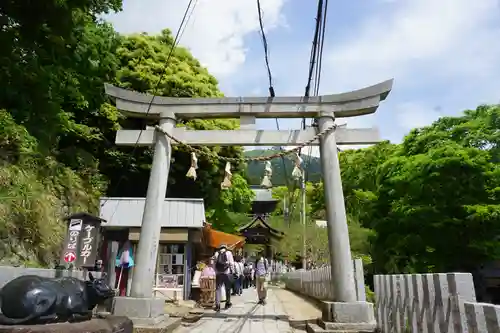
[101,0,198,210]
[178,0,199,42]
[289,0,329,223]
[313,0,328,97]
[256,0,275,98]
[301,0,325,132]
[256,0,290,196]
[303,0,329,184]
[301,0,329,270]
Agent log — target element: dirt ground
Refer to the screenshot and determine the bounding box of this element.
[163,300,197,318]
[271,287,322,322]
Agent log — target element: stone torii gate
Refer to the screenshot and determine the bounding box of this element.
[105,79,393,328]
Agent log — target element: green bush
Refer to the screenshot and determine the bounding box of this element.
[0,111,102,267]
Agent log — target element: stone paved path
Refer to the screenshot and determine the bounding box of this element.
[175,288,296,333]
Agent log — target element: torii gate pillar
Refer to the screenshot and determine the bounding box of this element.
[318,112,377,328]
[130,111,176,298]
[318,111,357,301]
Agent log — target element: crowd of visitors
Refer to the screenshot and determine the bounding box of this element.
[211,244,270,311]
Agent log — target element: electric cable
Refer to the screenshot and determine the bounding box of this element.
[289,0,329,222]
[288,0,325,217]
[313,0,328,97]
[100,0,198,210]
[178,0,199,42]
[256,0,275,98]
[304,0,328,183]
[300,0,324,132]
[255,0,290,192]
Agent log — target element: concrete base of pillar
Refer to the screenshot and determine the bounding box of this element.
[112,297,169,326]
[307,301,377,332]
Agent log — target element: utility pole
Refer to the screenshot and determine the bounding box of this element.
[283,193,290,226]
[300,175,307,270]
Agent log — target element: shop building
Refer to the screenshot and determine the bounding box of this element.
[99,197,206,300]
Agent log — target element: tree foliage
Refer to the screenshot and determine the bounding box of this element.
[1,0,121,267]
[310,104,500,274]
[269,183,373,266]
[105,29,253,218]
[0,3,252,265]
[245,149,322,186]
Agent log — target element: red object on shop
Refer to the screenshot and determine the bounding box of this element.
[114,267,129,296]
[64,251,76,263]
[99,238,129,297]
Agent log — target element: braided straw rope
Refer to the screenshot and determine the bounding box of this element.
[154,124,337,162]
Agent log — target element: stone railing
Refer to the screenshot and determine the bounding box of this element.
[0,265,102,288]
[282,258,366,301]
[374,273,500,333]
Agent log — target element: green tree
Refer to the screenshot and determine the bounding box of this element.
[331,106,500,274]
[0,0,123,266]
[207,174,255,233]
[368,127,500,273]
[0,112,98,266]
[102,30,253,227]
[0,0,253,266]
[401,104,499,161]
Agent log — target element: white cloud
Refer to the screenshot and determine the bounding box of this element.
[104,0,286,77]
[321,0,500,133]
[325,0,500,91]
[396,102,441,132]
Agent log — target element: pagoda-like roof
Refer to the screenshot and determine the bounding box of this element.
[238,215,285,239]
[250,187,275,202]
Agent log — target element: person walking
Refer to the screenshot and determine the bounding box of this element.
[243,263,252,289]
[233,256,244,296]
[213,244,234,312]
[254,252,269,305]
[249,262,255,287]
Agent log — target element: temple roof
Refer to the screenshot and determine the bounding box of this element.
[238,215,285,238]
[250,187,275,202]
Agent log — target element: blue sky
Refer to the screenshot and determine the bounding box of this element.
[105,0,500,155]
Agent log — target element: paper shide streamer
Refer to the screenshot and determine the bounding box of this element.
[186,152,198,180]
[291,153,303,180]
[260,161,273,188]
[221,162,232,189]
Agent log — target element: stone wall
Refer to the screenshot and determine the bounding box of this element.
[283,259,366,301]
[374,273,500,333]
[0,265,102,289]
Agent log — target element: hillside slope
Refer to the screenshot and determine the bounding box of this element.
[244,149,321,185]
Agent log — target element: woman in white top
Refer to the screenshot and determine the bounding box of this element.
[232,256,245,296]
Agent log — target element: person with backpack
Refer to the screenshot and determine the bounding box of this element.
[213,244,235,312]
[254,251,270,305]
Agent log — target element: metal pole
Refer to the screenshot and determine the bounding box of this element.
[129,111,176,298]
[318,111,357,302]
[301,177,307,270]
[283,193,289,226]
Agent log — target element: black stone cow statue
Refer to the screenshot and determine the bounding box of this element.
[0,272,114,325]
